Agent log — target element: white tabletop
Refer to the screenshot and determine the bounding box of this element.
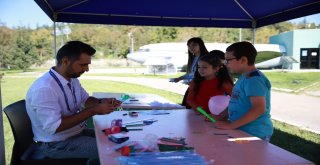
[93,110,314,165]
[93,92,185,110]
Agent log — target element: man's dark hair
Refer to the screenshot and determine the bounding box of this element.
[56,41,96,66]
[226,41,257,65]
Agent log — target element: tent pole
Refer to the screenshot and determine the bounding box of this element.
[251,19,256,44]
[53,13,58,60]
[54,21,57,57]
[252,28,256,44]
[0,74,5,165]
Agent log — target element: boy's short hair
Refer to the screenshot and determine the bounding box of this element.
[56,41,96,66]
[226,41,257,66]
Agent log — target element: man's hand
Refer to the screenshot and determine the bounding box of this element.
[93,103,118,115]
[57,97,121,132]
[100,98,122,107]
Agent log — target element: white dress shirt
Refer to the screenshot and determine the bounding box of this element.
[26,68,89,142]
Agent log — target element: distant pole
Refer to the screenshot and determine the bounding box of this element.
[128,32,134,53]
[131,36,134,53]
[0,73,5,165]
[239,28,242,42]
[54,21,57,57]
[60,23,64,47]
[63,25,71,41]
[53,13,58,60]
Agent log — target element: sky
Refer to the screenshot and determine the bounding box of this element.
[0,0,52,28]
[0,0,319,29]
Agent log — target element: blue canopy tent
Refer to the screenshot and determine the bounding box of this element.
[35,0,320,28]
[33,0,320,53]
[1,0,320,164]
[35,0,320,52]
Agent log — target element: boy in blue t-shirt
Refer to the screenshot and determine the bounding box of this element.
[215,41,273,141]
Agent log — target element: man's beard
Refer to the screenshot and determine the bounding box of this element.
[66,65,83,78]
[70,73,80,78]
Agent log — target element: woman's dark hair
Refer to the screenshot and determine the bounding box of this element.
[193,54,234,96]
[186,37,208,73]
[56,41,96,66]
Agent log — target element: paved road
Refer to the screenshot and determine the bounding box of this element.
[271,91,320,133]
[81,76,320,134]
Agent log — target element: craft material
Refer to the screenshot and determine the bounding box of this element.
[196,107,216,123]
[102,126,128,136]
[123,118,154,125]
[109,133,129,144]
[126,127,143,131]
[129,111,138,117]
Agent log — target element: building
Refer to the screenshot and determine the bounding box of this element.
[270,29,320,70]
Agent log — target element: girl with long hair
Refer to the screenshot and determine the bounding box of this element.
[187,51,233,120]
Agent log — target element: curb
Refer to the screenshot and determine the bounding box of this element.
[272,81,320,97]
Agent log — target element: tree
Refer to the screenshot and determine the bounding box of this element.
[0,26,15,46]
[151,27,177,42]
[9,28,39,70]
[273,22,293,33]
[0,21,299,66]
[0,47,14,68]
[0,26,16,68]
[31,28,53,64]
[176,27,200,41]
[256,26,278,43]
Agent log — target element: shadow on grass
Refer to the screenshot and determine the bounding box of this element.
[270,128,320,165]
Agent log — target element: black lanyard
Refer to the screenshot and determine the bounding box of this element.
[49,69,78,112]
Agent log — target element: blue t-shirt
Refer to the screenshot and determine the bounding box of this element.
[228,69,273,138]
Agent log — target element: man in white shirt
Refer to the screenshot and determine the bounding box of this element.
[26,41,121,163]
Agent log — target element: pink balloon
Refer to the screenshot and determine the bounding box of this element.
[208,95,230,115]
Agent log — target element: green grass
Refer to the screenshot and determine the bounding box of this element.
[2,74,320,165]
[264,72,320,91]
[271,120,320,164]
[2,77,37,165]
[3,69,320,92]
[1,70,185,79]
[0,68,48,75]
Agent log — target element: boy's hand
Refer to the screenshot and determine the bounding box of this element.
[214,121,236,130]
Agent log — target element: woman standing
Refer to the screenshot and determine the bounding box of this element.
[171,37,209,107]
